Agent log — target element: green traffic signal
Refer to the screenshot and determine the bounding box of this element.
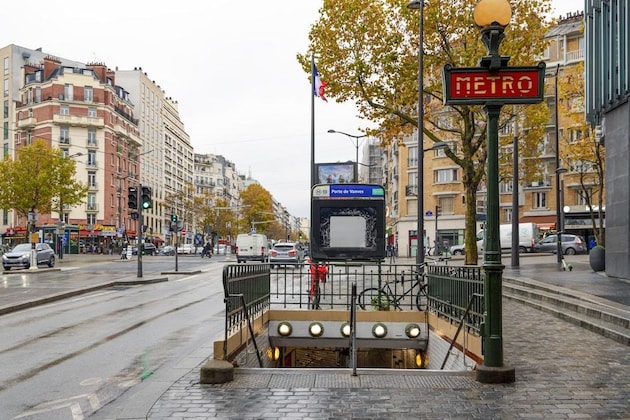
[171,214,178,222]
[140,186,152,210]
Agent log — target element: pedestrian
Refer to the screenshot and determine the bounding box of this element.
[588,237,596,251]
[120,242,128,260]
[202,241,212,258]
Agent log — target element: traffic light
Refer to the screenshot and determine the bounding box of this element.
[140,186,152,210]
[436,205,442,216]
[171,214,178,222]
[128,187,138,210]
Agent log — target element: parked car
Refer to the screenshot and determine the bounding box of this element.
[449,244,466,255]
[132,242,157,256]
[2,243,55,270]
[157,245,176,256]
[177,243,197,254]
[269,242,304,268]
[533,234,587,255]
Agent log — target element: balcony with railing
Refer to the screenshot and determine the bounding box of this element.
[53,114,104,128]
[85,203,99,212]
[17,116,37,129]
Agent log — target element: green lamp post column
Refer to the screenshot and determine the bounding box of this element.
[473,0,515,384]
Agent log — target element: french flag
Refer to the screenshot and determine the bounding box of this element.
[313,62,328,102]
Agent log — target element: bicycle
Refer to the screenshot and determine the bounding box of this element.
[308,261,328,309]
[357,264,429,311]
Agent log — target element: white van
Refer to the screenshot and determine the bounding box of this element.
[477,223,539,253]
[235,233,269,263]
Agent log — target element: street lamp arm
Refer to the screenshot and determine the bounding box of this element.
[327,129,368,139]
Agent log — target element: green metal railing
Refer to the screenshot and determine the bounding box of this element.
[426,264,485,334]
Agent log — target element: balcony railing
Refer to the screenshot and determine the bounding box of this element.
[85,203,99,212]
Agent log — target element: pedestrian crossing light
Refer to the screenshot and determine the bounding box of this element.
[127,187,138,210]
[141,186,152,210]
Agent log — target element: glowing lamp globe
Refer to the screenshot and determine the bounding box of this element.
[473,0,512,27]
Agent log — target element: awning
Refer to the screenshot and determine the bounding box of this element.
[519,215,557,230]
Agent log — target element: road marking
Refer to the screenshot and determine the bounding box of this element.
[15,393,101,420]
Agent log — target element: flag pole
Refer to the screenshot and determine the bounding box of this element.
[310,54,316,189]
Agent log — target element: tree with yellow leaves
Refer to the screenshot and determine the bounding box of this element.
[299,0,554,264]
[0,139,88,223]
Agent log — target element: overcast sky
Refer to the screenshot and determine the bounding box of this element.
[1,0,582,219]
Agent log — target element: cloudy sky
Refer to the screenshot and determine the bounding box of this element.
[1,0,582,218]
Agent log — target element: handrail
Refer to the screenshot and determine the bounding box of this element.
[226,293,263,367]
[440,292,484,370]
[350,282,357,376]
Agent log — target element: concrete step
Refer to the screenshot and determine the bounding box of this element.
[502,276,630,346]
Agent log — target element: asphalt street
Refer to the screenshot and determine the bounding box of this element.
[1,252,628,419]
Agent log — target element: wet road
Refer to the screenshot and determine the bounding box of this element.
[0,258,225,420]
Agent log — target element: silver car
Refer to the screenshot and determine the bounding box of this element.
[534,234,587,255]
[2,243,56,270]
[269,242,304,268]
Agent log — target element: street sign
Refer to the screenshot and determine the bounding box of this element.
[251,228,256,233]
[443,63,546,105]
[181,229,187,236]
[425,210,433,217]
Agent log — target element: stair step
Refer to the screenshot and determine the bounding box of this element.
[502,277,630,346]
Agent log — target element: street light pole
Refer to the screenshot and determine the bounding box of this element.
[327,129,368,182]
[407,0,425,265]
[553,64,563,265]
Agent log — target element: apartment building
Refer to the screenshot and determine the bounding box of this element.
[116,69,193,242]
[12,56,141,252]
[1,45,84,241]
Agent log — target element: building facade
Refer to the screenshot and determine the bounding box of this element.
[586,1,629,279]
[13,56,141,252]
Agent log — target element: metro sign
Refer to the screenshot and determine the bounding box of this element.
[443,62,546,105]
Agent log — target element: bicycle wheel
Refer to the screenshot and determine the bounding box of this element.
[310,285,321,309]
[415,284,428,311]
[357,288,391,310]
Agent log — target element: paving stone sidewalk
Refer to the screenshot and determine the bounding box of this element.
[146,298,629,419]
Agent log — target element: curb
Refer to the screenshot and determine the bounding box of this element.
[0,277,169,316]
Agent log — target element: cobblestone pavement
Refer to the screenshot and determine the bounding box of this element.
[147,297,629,419]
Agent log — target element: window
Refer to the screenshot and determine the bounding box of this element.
[438,196,454,214]
[503,207,512,223]
[35,87,41,103]
[87,193,96,210]
[408,146,418,168]
[3,57,8,76]
[64,84,73,101]
[576,188,591,206]
[60,126,70,144]
[88,172,97,188]
[3,79,8,97]
[87,128,97,146]
[533,192,547,209]
[87,107,96,118]
[499,181,513,193]
[87,214,96,225]
[434,168,458,183]
[87,150,96,166]
[3,122,7,140]
[60,105,69,116]
[3,100,7,118]
[84,86,93,102]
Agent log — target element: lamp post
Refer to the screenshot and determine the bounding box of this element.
[407,0,426,265]
[327,129,368,182]
[552,64,564,265]
[473,0,515,383]
[556,167,568,257]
